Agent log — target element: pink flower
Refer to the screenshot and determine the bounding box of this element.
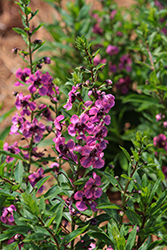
[156,113,162,121]
[106,45,119,56]
[22,118,45,143]
[74,190,98,212]
[15,68,31,86]
[8,234,24,250]
[119,54,132,72]
[88,243,96,249]
[80,144,104,169]
[63,85,80,111]
[28,168,45,192]
[3,142,20,162]
[110,9,117,19]
[68,113,94,141]
[115,76,131,94]
[53,136,77,163]
[163,121,167,128]
[1,205,16,225]
[84,172,102,200]
[10,113,25,134]
[153,134,167,152]
[38,104,53,121]
[15,92,36,116]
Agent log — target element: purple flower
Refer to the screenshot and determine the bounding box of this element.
[84,172,102,200]
[3,142,20,162]
[74,191,88,211]
[153,134,167,151]
[119,54,132,72]
[38,104,53,121]
[109,62,117,73]
[15,92,36,116]
[63,85,80,111]
[162,166,167,178]
[93,23,103,35]
[80,144,104,169]
[54,115,65,131]
[53,136,77,163]
[28,70,48,96]
[115,76,131,94]
[50,162,59,173]
[156,113,162,121]
[117,31,123,36]
[28,168,45,192]
[74,190,98,212]
[106,45,119,56]
[15,68,31,86]
[87,123,108,150]
[10,113,25,134]
[88,243,96,249]
[22,146,45,160]
[1,205,16,225]
[110,9,117,19]
[93,54,107,67]
[41,71,59,97]
[8,234,24,250]
[43,56,51,64]
[68,113,94,141]
[22,118,45,143]
[163,121,167,128]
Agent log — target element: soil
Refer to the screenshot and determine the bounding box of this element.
[0,0,167,249]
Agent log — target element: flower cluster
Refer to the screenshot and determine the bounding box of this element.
[5,66,58,160]
[28,168,46,192]
[53,83,115,169]
[74,172,102,211]
[1,205,16,225]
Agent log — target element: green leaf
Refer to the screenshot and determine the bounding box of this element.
[14,160,24,185]
[148,31,157,47]
[121,174,133,181]
[13,27,27,36]
[96,203,121,210]
[148,177,162,204]
[131,150,139,161]
[0,149,27,162]
[35,176,50,193]
[0,106,16,123]
[125,208,142,225]
[43,185,61,199]
[22,193,39,216]
[88,230,112,245]
[62,224,89,244]
[31,23,44,36]
[119,146,131,162]
[0,126,11,141]
[99,171,122,190]
[125,225,137,250]
[117,236,126,250]
[149,189,167,215]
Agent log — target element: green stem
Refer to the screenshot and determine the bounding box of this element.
[38,216,60,250]
[0,177,24,193]
[120,148,142,225]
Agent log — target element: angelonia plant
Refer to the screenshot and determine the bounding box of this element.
[1,0,167,250]
[40,0,167,172]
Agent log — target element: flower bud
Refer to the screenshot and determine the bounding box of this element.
[43,56,51,64]
[33,39,42,44]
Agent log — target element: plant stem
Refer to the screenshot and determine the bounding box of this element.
[120,148,142,225]
[0,177,24,193]
[38,216,60,250]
